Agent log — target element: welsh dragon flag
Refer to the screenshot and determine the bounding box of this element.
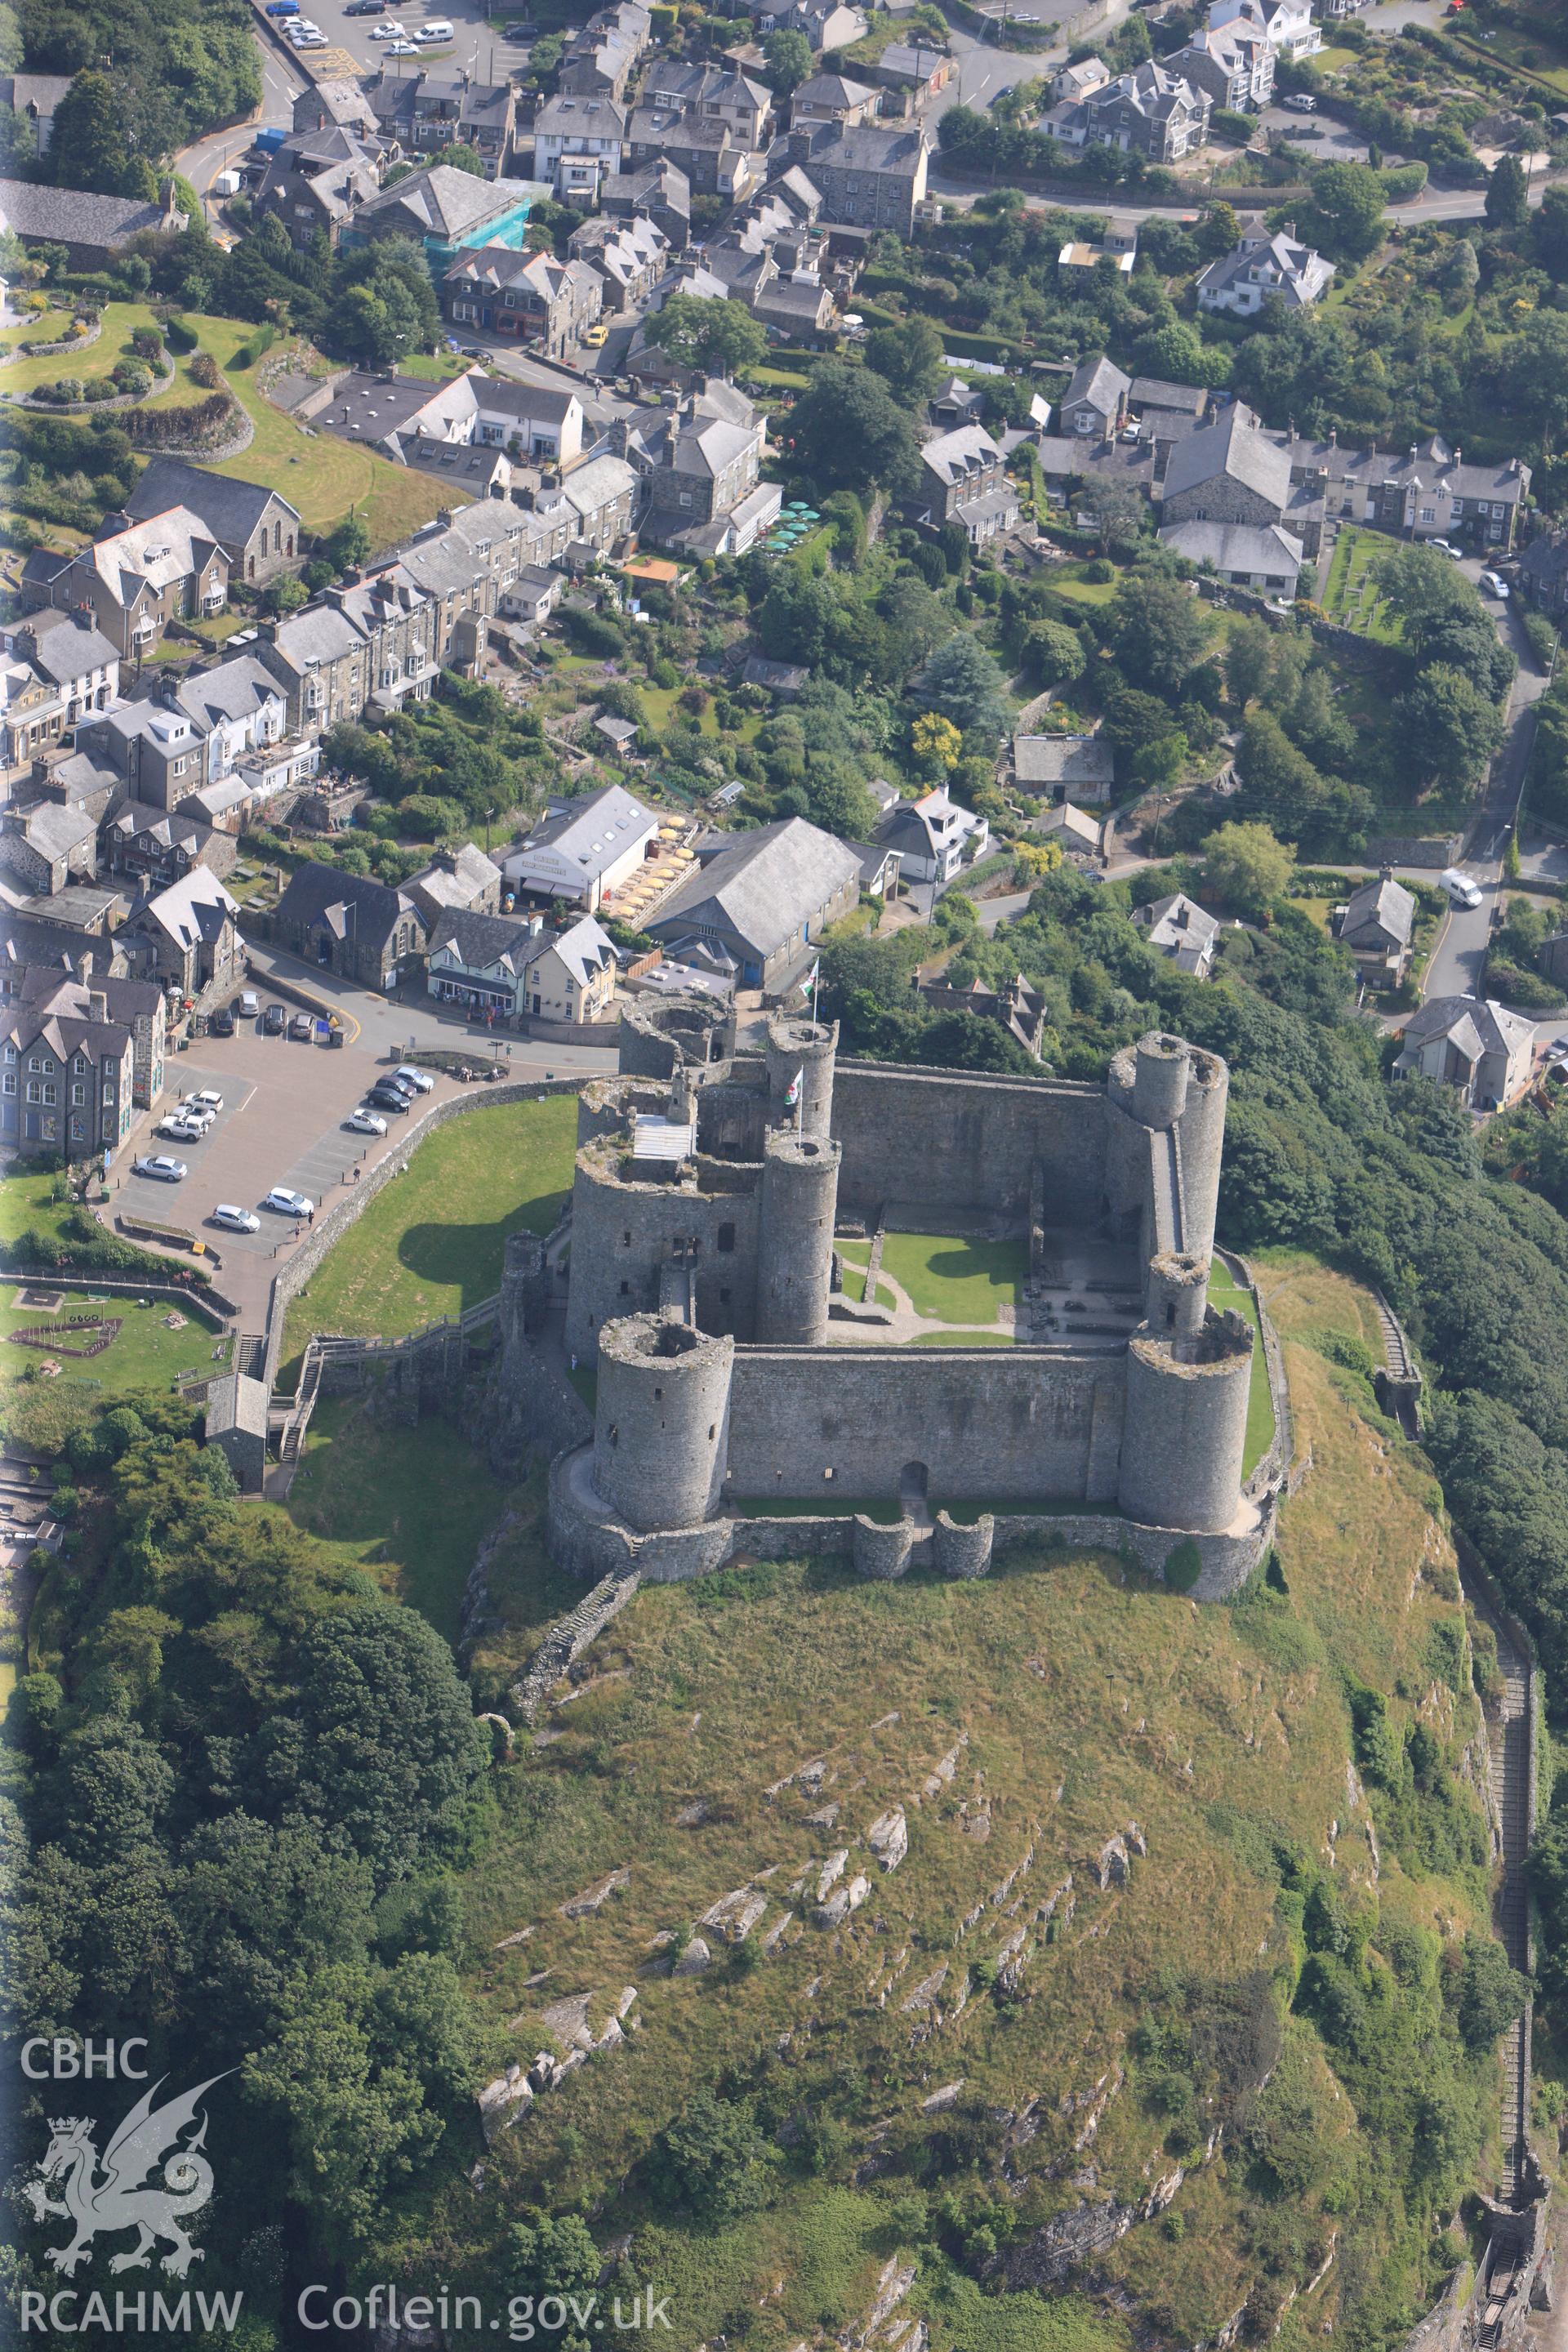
[785,1069,803,1107]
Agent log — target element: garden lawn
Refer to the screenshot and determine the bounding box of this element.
[278,1094,577,1379]
[0,1289,229,1396]
[0,301,171,399]
[287,1395,508,1646]
[0,1165,76,1254]
[0,309,73,357]
[878,1230,1027,1325]
[1207,1258,1276,1478]
[1048,564,1122,608]
[178,313,460,553]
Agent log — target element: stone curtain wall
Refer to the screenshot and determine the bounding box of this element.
[724,1343,1127,1507]
[831,1062,1110,1222]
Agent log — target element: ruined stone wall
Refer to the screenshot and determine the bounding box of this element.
[831,1062,1111,1222]
[723,1344,1128,1507]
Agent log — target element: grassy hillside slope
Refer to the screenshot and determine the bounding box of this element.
[369,1263,1512,2352]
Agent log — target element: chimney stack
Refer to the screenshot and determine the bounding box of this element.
[88,989,107,1022]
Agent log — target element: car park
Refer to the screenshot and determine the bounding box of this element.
[265,1186,314,1218]
[394,1065,434,1093]
[347,1108,388,1135]
[1480,569,1511,599]
[212,1204,261,1234]
[134,1155,188,1183]
[264,1002,287,1035]
[289,1013,314,1040]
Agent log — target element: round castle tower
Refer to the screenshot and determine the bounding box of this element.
[756,1129,840,1344]
[765,1016,838,1143]
[1104,1031,1230,1264]
[1146,1250,1209,1346]
[1117,1308,1254,1534]
[593,1314,734,1532]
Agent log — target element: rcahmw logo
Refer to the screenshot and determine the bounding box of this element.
[18,2045,244,2335]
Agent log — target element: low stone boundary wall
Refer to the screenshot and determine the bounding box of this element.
[0,317,102,367]
[546,1445,1276,1604]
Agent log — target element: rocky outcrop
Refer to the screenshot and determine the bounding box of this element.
[867,1806,908,1872]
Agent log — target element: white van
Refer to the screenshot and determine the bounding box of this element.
[417,18,454,38]
[1440,867,1483,911]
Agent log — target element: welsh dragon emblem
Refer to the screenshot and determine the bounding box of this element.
[23,2074,232,2278]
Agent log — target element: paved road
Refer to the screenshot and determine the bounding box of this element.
[1419,577,1553,1004]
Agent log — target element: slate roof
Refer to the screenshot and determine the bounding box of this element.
[126,460,301,548]
[273,862,412,948]
[1134,892,1221,970]
[1063,354,1130,416]
[176,656,286,731]
[1157,519,1303,579]
[1343,875,1416,949]
[1161,402,1291,511]
[430,907,543,973]
[0,176,179,247]
[545,912,617,989]
[1128,376,1207,416]
[921,423,1004,490]
[1013,733,1114,790]
[356,165,541,240]
[135,870,238,953]
[20,611,118,685]
[649,817,860,960]
[1398,995,1535,1061]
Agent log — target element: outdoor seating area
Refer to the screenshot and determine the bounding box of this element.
[598,818,697,926]
[760,501,822,553]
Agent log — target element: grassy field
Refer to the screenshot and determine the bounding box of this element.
[278,1094,577,1381]
[287,1394,509,1646]
[1206,1258,1275,1477]
[0,308,74,357]
[179,313,459,555]
[1045,563,1122,608]
[448,1258,1492,2349]
[835,1237,895,1309]
[879,1230,1027,1324]
[0,1165,77,1253]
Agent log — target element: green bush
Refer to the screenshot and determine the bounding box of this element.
[1164,1538,1203,1592]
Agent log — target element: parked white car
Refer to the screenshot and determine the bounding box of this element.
[212,1204,261,1234]
[265,1186,314,1218]
[1479,569,1511,600]
[189,1089,225,1114]
[346,1108,387,1136]
[159,1116,207,1144]
[394,1064,435,1093]
[134,1155,188,1183]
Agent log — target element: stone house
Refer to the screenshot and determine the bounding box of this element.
[1058,354,1130,439]
[623,108,764,201]
[125,462,303,592]
[1160,403,1321,555]
[1393,995,1535,1113]
[787,122,929,239]
[1336,873,1416,984]
[1157,519,1305,596]
[1167,24,1273,111]
[0,801,98,898]
[404,842,504,929]
[363,70,518,176]
[1208,0,1321,65]
[1132,892,1222,978]
[257,569,437,734]
[1521,532,1568,618]
[270,863,426,992]
[0,612,119,768]
[1080,63,1209,163]
[915,970,1049,1056]
[874,786,988,891]
[443,244,603,356]
[0,175,187,269]
[29,508,229,662]
[1013,732,1115,804]
[253,128,381,250]
[0,982,137,1161]
[640,60,774,147]
[1054,57,1110,103]
[914,423,1020,546]
[600,157,691,249]
[123,870,241,1003]
[105,802,235,890]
